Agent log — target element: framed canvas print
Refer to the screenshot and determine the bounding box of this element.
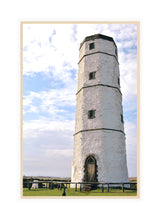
[21,21,139,198]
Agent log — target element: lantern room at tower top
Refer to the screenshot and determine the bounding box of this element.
[71,33,129,184]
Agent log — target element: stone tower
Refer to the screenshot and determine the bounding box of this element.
[71,34,129,184]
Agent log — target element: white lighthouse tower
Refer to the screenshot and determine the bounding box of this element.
[71,34,129,185]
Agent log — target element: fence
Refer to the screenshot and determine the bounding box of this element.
[23,180,137,195]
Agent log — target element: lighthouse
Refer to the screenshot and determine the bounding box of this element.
[71,34,129,185]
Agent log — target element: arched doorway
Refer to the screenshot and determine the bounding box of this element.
[84,155,98,182]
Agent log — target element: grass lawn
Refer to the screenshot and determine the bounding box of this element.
[23,187,137,197]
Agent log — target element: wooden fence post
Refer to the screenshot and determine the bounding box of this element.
[28,181,32,190]
[108,184,109,192]
[75,183,77,191]
[62,186,66,196]
[102,184,104,192]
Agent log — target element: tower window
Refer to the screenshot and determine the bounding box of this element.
[89,71,96,80]
[115,48,117,56]
[88,110,96,119]
[121,114,124,123]
[89,43,95,50]
[118,77,120,85]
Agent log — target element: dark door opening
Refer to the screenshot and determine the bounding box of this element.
[84,155,98,183]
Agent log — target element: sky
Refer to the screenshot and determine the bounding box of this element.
[23,23,137,178]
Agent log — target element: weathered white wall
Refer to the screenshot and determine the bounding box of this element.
[72,131,128,183]
[75,86,124,133]
[78,54,119,92]
[72,36,129,184]
[79,38,117,61]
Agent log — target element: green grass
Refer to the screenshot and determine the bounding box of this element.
[23,187,137,197]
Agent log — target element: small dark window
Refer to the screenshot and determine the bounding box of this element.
[89,43,95,50]
[115,48,117,56]
[118,77,120,85]
[88,110,96,119]
[89,72,96,80]
[121,114,124,123]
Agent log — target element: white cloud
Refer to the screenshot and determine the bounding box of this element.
[23,119,75,137]
[23,24,79,81]
[45,149,73,158]
[23,87,76,121]
[23,119,74,177]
